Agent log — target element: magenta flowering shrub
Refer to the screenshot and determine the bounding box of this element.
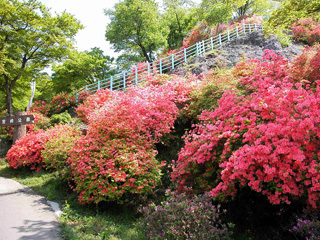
[172,50,320,209]
[140,191,233,240]
[291,218,320,240]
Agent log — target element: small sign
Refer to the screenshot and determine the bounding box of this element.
[0,115,35,127]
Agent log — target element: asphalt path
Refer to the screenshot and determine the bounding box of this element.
[0,177,62,240]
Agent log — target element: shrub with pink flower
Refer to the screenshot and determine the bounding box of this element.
[290,44,320,87]
[69,80,186,203]
[172,50,320,209]
[292,18,320,46]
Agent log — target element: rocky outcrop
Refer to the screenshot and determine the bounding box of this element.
[170,31,305,76]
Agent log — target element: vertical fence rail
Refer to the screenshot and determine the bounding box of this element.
[75,23,263,101]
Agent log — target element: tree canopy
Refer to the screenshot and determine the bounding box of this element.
[0,0,83,115]
[163,0,196,50]
[105,0,169,63]
[51,48,116,94]
[266,0,320,31]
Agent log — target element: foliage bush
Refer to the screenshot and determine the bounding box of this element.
[292,18,320,46]
[140,191,233,240]
[172,50,320,209]
[42,125,80,180]
[50,111,72,126]
[183,68,238,122]
[7,129,48,170]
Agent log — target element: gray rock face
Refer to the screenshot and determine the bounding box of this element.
[170,31,304,76]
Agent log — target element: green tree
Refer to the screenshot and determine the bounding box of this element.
[266,0,320,31]
[51,48,116,94]
[0,0,82,116]
[105,0,169,63]
[198,0,275,22]
[163,0,196,50]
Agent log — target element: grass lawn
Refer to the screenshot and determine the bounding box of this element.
[0,158,146,240]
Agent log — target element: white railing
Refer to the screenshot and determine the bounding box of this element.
[75,23,263,101]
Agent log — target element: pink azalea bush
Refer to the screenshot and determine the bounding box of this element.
[292,18,320,46]
[69,76,199,203]
[172,50,320,209]
[290,45,320,87]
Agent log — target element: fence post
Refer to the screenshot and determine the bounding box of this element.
[236,26,239,38]
[196,42,199,56]
[171,54,175,69]
[147,62,150,75]
[219,34,222,45]
[249,23,251,33]
[75,91,78,103]
[227,30,230,41]
[110,76,113,90]
[123,72,126,89]
[202,40,205,54]
[135,67,138,84]
[85,85,88,91]
[243,24,246,34]
[210,37,213,50]
[159,59,162,74]
[184,48,187,63]
[97,80,100,90]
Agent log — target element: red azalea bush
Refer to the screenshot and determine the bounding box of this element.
[290,45,320,87]
[47,92,76,116]
[172,50,320,209]
[292,18,320,46]
[183,21,216,47]
[7,129,48,170]
[69,135,163,203]
[29,100,49,115]
[69,83,181,203]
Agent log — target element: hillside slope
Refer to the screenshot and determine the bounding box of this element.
[170,31,304,76]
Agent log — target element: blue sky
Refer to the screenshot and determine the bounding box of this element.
[40,0,201,58]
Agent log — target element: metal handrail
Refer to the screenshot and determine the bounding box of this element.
[75,23,263,102]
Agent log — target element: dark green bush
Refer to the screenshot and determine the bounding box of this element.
[50,111,72,126]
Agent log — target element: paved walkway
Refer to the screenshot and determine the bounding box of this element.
[0,177,62,240]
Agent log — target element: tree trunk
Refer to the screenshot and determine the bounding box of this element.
[13,111,26,144]
[4,75,13,116]
[139,44,151,62]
